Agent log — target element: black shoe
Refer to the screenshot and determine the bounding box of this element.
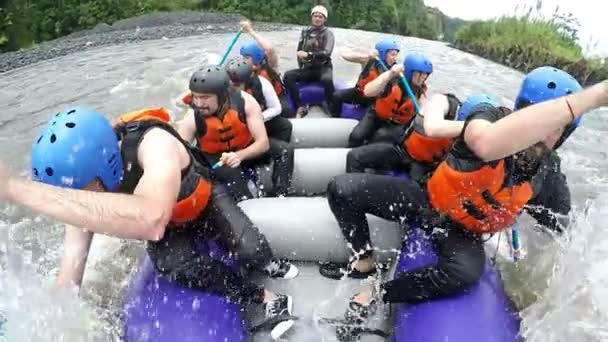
[319,262,377,280]
[263,294,295,340]
[264,259,299,279]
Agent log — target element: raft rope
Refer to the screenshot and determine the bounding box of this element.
[374,56,422,114]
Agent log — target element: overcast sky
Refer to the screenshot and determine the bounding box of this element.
[424,0,607,57]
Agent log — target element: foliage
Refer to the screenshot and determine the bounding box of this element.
[0,0,455,52]
[453,2,607,85]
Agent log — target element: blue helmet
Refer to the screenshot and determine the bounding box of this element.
[457,94,498,121]
[515,66,583,128]
[374,38,400,65]
[404,53,433,82]
[239,41,265,65]
[31,107,123,191]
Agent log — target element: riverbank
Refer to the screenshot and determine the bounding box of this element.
[452,15,607,86]
[0,11,293,73]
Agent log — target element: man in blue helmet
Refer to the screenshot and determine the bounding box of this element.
[348,53,432,147]
[282,5,336,118]
[330,38,401,117]
[0,107,298,338]
[315,71,607,330]
[239,20,295,118]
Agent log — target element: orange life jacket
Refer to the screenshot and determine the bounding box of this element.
[426,159,533,234]
[374,82,426,125]
[114,108,212,225]
[402,114,454,164]
[355,59,382,95]
[257,68,284,96]
[194,91,253,155]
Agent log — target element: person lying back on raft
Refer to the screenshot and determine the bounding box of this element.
[320,69,607,324]
[0,106,300,339]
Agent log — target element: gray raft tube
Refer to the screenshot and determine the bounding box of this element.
[241,118,403,264]
[290,116,358,149]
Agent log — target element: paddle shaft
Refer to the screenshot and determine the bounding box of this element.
[219,29,243,66]
[374,57,422,113]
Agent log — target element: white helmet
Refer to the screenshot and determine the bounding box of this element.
[311,5,328,19]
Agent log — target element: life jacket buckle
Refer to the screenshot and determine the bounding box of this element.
[125,121,142,133]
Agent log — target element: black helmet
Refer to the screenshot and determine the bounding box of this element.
[189,65,230,103]
[225,56,253,84]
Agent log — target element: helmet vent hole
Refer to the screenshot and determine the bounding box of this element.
[566,89,573,95]
[67,109,76,115]
[52,121,56,125]
[55,112,60,117]
[65,122,76,128]
[547,82,557,89]
[45,167,54,176]
[33,168,38,176]
[36,135,43,144]
[50,134,57,143]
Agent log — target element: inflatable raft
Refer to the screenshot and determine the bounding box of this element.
[286,80,367,120]
[123,89,522,341]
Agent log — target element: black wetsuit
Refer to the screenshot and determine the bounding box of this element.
[326,107,571,304]
[117,120,272,304]
[283,26,335,111]
[330,59,380,116]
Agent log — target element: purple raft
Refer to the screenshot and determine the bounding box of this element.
[286,80,367,120]
[393,226,523,342]
[122,239,248,342]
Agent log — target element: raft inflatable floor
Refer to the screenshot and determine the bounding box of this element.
[251,262,390,342]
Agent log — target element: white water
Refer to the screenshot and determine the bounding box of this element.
[0,27,607,341]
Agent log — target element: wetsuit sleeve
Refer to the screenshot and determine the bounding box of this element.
[259,76,282,121]
[310,29,334,62]
[297,29,305,68]
[525,152,571,234]
[297,29,305,51]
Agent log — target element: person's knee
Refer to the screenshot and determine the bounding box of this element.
[441,250,485,291]
[270,138,290,155]
[149,248,189,276]
[327,175,354,204]
[283,119,293,138]
[321,74,332,84]
[349,129,365,147]
[346,149,362,172]
[234,227,273,268]
[283,69,298,82]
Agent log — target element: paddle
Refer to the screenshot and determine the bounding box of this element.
[209,29,243,170]
[511,227,521,262]
[374,56,422,114]
[219,29,243,66]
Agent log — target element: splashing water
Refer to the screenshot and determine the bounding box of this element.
[0,27,607,341]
